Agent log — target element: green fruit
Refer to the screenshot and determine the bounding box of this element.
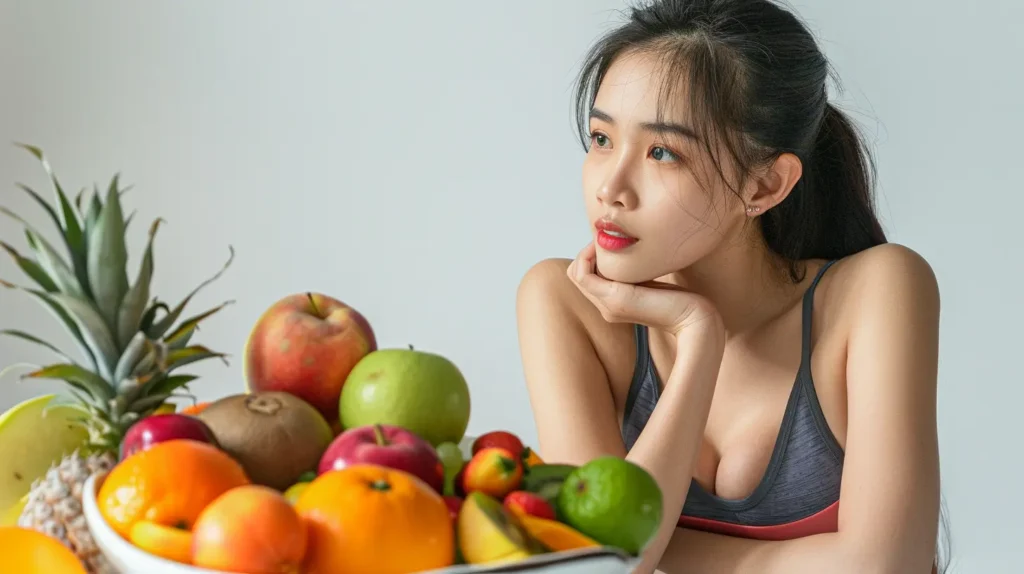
[435,441,465,496]
[339,347,471,446]
[0,394,91,512]
[557,456,663,555]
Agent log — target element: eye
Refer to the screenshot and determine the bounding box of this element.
[590,132,610,148]
[650,146,680,163]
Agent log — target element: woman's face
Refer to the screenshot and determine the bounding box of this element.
[582,52,749,284]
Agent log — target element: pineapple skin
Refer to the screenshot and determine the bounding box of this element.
[18,450,118,573]
[2,145,234,573]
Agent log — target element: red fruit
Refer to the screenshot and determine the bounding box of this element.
[318,423,445,493]
[503,491,556,520]
[471,431,524,459]
[119,414,218,460]
[442,495,463,523]
[460,447,523,499]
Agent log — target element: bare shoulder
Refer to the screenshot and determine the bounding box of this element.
[827,242,940,313]
[517,258,634,341]
[515,258,638,403]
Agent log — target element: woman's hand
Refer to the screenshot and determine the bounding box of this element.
[566,242,723,340]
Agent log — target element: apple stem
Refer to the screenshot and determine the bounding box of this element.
[306,292,321,317]
[372,424,390,446]
[408,344,414,351]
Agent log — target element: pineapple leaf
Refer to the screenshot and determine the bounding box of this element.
[144,374,198,398]
[42,393,92,417]
[83,192,103,241]
[46,291,121,381]
[124,210,137,233]
[21,363,115,403]
[139,300,169,334]
[0,241,59,292]
[164,345,228,371]
[12,173,89,298]
[117,218,161,348]
[113,331,148,386]
[0,279,98,371]
[129,393,175,414]
[168,326,195,350]
[163,299,234,347]
[23,230,86,298]
[15,145,86,249]
[0,329,74,364]
[87,174,130,332]
[148,246,235,339]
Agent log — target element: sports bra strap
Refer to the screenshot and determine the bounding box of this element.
[800,260,838,366]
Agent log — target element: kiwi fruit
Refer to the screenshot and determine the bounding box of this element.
[197,391,334,490]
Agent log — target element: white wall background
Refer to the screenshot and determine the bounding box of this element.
[1,1,1020,571]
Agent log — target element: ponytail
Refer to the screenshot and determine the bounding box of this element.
[761,103,888,267]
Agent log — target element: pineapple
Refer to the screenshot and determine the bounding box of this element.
[0,144,234,573]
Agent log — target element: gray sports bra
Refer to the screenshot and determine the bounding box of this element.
[620,260,846,538]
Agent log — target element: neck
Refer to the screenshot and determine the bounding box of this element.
[659,235,803,336]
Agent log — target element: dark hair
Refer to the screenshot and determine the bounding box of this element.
[571,1,952,570]
[572,0,888,280]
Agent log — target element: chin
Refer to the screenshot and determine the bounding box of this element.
[594,249,664,284]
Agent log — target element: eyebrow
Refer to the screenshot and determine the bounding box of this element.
[590,107,698,141]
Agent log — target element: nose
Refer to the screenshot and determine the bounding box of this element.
[596,167,638,210]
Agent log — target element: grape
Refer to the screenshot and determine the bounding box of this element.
[435,442,465,496]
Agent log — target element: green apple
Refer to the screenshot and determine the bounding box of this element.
[0,394,90,512]
[338,346,471,446]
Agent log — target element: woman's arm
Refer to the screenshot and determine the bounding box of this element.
[516,257,724,574]
[657,244,943,574]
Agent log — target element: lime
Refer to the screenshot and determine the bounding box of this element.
[557,456,663,555]
[435,441,465,496]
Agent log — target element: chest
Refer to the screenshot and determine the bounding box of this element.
[637,313,850,502]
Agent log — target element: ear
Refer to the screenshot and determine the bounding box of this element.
[745,153,802,214]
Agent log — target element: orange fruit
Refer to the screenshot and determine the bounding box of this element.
[295,464,454,574]
[180,402,211,416]
[192,485,307,574]
[97,439,249,541]
[0,526,87,573]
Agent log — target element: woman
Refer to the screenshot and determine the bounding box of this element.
[515,1,946,572]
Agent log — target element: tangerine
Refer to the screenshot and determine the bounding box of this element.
[96,439,249,541]
[192,485,308,574]
[0,526,87,573]
[295,463,454,574]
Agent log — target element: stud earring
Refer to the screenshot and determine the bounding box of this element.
[745,205,761,214]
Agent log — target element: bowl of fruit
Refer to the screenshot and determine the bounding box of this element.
[80,419,656,574]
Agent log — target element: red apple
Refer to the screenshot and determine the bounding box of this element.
[503,491,556,520]
[243,292,376,422]
[318,423,444,493]
[471,431,524,459]
[443,495,463,523]
[119,413,218,460]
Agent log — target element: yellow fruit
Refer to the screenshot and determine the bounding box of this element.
[0,394,90,512]
[457,491,546,565]
[1,494,28,527]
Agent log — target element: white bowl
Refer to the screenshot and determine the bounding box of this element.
[82,438,641,574]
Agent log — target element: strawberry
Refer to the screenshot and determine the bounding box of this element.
[503,490,557,521]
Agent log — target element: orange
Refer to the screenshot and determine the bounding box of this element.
[295,464,454,574]
[192,485,307,574]
[180,402,211,416]
[0,526,87,573]
[96,439,249,541]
